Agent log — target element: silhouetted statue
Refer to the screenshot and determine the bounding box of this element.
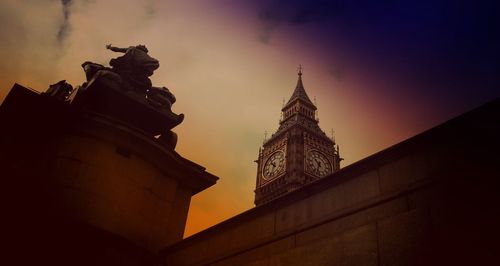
[44,80,73,101]
[81,61,124,92]
[147,87,176,109]
[38,44,183,149]
[71,44,184,149]
[82,61,107,81]
[106,44,159,92]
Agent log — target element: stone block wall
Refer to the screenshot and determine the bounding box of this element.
[162,99,500,265]
[0,84,218,265]
[46,121,193,250]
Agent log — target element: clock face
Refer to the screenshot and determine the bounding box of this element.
[306,150,332,177]
[262,151,286,180]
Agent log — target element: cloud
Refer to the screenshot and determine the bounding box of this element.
[0,0,166,101]
[255,0,500,101]
[0,0,66,99]
[57,0,72,43]
[256,0,343,44]
[142,0,156,20]
[260,0,341,24]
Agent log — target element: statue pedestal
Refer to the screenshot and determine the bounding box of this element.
[0,84,217,263]
[71,76,184,137]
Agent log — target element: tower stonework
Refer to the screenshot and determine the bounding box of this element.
[254,69,342,205]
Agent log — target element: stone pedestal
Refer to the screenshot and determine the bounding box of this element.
[0,84,218,264]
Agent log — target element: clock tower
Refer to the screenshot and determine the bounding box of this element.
[254,67,342,206]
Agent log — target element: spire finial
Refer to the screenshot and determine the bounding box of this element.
[297,64,303,76]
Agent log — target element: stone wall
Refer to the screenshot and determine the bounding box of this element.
[0,84,218,265]
[161,99,500,265]
[45,116,195,251]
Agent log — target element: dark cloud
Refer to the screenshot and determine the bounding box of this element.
[258,0,343,25]
[57,0,72,43]
[257,0,345,43]
[143,0,156,20]
[256,0,500,102]
[330,64,345,81]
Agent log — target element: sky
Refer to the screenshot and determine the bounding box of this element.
[0,0,499,237]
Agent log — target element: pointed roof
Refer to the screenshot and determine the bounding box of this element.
[283,68,316,109]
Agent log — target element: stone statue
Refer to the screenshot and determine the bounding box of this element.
[147,87,176,109]
[81,61,123,92]
[44,80,73,101]
[82,61,107,81]
[71,44,183,149]
[106,44,159,93]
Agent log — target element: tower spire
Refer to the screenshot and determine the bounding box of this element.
[283,65,315,108]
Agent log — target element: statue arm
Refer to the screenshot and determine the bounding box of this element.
[106,44,128,53]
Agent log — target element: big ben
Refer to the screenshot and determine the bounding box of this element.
[254,67,342,206]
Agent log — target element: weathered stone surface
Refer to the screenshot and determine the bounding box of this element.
[378,152,428,193]
[275,198,309,234]
[276,170,380,234]
[309,170,380,221]
[229,212,276,250]
[268,224,377,266]
[167,212,277,266]
[296,197,408,246]
[378,208,431,266]
[52,140,186,250]
[50,156,84,187]
[212,236,294,266]
[406,186,437,210]
[165,230,234,266]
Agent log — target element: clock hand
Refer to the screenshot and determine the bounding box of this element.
[269,163,276,172]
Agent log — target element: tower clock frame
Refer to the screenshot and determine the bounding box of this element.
[254,69,342,206]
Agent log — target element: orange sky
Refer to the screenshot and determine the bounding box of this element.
[0,0,494,237]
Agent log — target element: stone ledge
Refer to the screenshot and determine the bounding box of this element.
[164,178,434,265]
[162,98,499,265]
